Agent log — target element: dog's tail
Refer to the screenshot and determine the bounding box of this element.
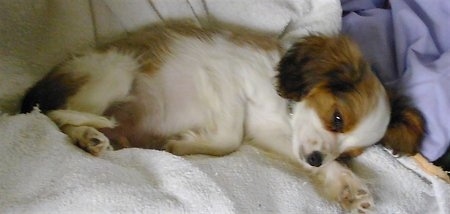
[379,89,426,155]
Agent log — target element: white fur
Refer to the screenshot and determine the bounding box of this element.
[292,101,336,162]
[64,50,139,115]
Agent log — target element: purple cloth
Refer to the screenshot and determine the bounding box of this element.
[341,0,450,161]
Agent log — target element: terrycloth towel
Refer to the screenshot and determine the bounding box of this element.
[0,111,449,213]
[0,111,235,213]
[1,0,449,213]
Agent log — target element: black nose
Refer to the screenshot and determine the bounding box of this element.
[306,151,323,167]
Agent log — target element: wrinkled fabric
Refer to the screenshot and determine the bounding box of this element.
[341,0,450,161]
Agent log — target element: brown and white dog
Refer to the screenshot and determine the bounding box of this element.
[21,21,425,213]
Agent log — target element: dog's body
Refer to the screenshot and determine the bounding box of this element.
[21,21,425,213]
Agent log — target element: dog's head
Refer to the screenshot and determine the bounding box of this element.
[277,35,425,167]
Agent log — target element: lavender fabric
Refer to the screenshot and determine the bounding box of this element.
[341,0,450,161]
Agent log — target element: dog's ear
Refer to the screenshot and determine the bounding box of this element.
[276,37,323,101]
[276,35,367,101]
[379,90,426,155]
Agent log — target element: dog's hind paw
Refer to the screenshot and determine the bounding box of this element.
[81,127,113,155]
[63,126,113,156]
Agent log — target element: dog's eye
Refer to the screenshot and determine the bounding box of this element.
[331,111,344,133]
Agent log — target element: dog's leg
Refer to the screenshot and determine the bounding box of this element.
[47,109,116,128]
[164,108,245,156]
[48,109,116,155]
[314,161,374,213]
[244,99,299,162]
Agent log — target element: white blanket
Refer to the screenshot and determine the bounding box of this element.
[0,0,449,213]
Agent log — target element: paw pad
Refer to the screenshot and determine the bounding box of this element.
[78,127,112,156]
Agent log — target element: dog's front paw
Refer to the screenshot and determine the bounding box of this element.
[338,174,374,214]
[164,140,192,156]
[164,131,200,155]
[76,127,113,156]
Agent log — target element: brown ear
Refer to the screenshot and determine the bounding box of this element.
[379,89,426,155]
[276,39,319,101]
[276,35,368,101]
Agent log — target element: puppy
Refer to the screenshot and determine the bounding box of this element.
[21,21,425,213]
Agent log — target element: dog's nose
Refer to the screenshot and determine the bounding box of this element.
[306,151,323,167]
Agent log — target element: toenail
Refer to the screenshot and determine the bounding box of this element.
[361,202,371,209]
[90,138,101,146]
[357,189,367,196]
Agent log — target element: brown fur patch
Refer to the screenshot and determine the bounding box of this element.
[21,66,88,113]
[277,35,383,133]
[229,32,281,51]
[379,89,426,155]
[101,20,281,76]
[227,27,281,51]
[203,20,281,51]
[99,21,215,75]
[339,147,365,159]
